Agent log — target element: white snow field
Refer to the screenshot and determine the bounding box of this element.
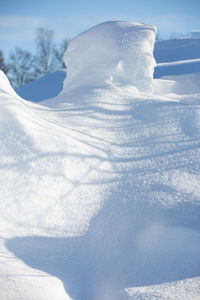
[0,21,200,300]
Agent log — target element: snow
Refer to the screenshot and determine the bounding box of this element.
[154,38,200,78]
[0,21,200,300]
[0,70,21,99]
[17,70,67,102]
[154,73,200,96]
[124,277,200,300]
[63,21,156,93]
[0,238,69,300]
[154,38,200,63]
[154,58,200,78]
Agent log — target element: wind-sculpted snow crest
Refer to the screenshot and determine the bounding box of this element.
[0,21,200,300]
[0,70,21,99]
[63,21,156,93]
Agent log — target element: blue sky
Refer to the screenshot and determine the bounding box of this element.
[1,0,200,56]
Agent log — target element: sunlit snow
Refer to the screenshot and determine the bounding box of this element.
[0,21,200,300]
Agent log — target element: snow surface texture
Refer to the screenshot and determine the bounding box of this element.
[0,21,200,300]
[63,21,156,93]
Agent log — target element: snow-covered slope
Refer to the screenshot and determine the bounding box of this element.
[154,37,200,78]
[154,38,200,63]
[154,58,200,78]
[17,69,67,102]
[0,21,200,300]
[0,70,21,99]
[153,37,200,97]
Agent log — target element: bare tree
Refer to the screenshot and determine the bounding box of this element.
[8,48,36,89]
[54,38,69,68]
[5,28,70,88]
[35,27,55,75]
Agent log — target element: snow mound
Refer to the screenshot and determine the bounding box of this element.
[63,21,156,93]
[1,21,200,300]
[17,70,67,102]
[0,70,21,99]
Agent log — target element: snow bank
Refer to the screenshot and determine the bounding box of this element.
[0,70,21,99]
[1,21,200,300]
[63,21,156,92]
[17,70,67,102]
[154,73,200,96]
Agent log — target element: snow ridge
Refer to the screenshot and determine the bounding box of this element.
[0,21,200,300]
[63,21,156,93]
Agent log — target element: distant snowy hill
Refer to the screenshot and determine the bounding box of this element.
[17,69,67,102]
[0,21,200,300]
[154,37,200,78]
[154,38,200,63]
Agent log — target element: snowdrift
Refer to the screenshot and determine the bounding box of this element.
[63,21,156,92]
[17,35,200,102]
[17,70,67,102]
[0,21,200,300]
[0,70,21,99]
